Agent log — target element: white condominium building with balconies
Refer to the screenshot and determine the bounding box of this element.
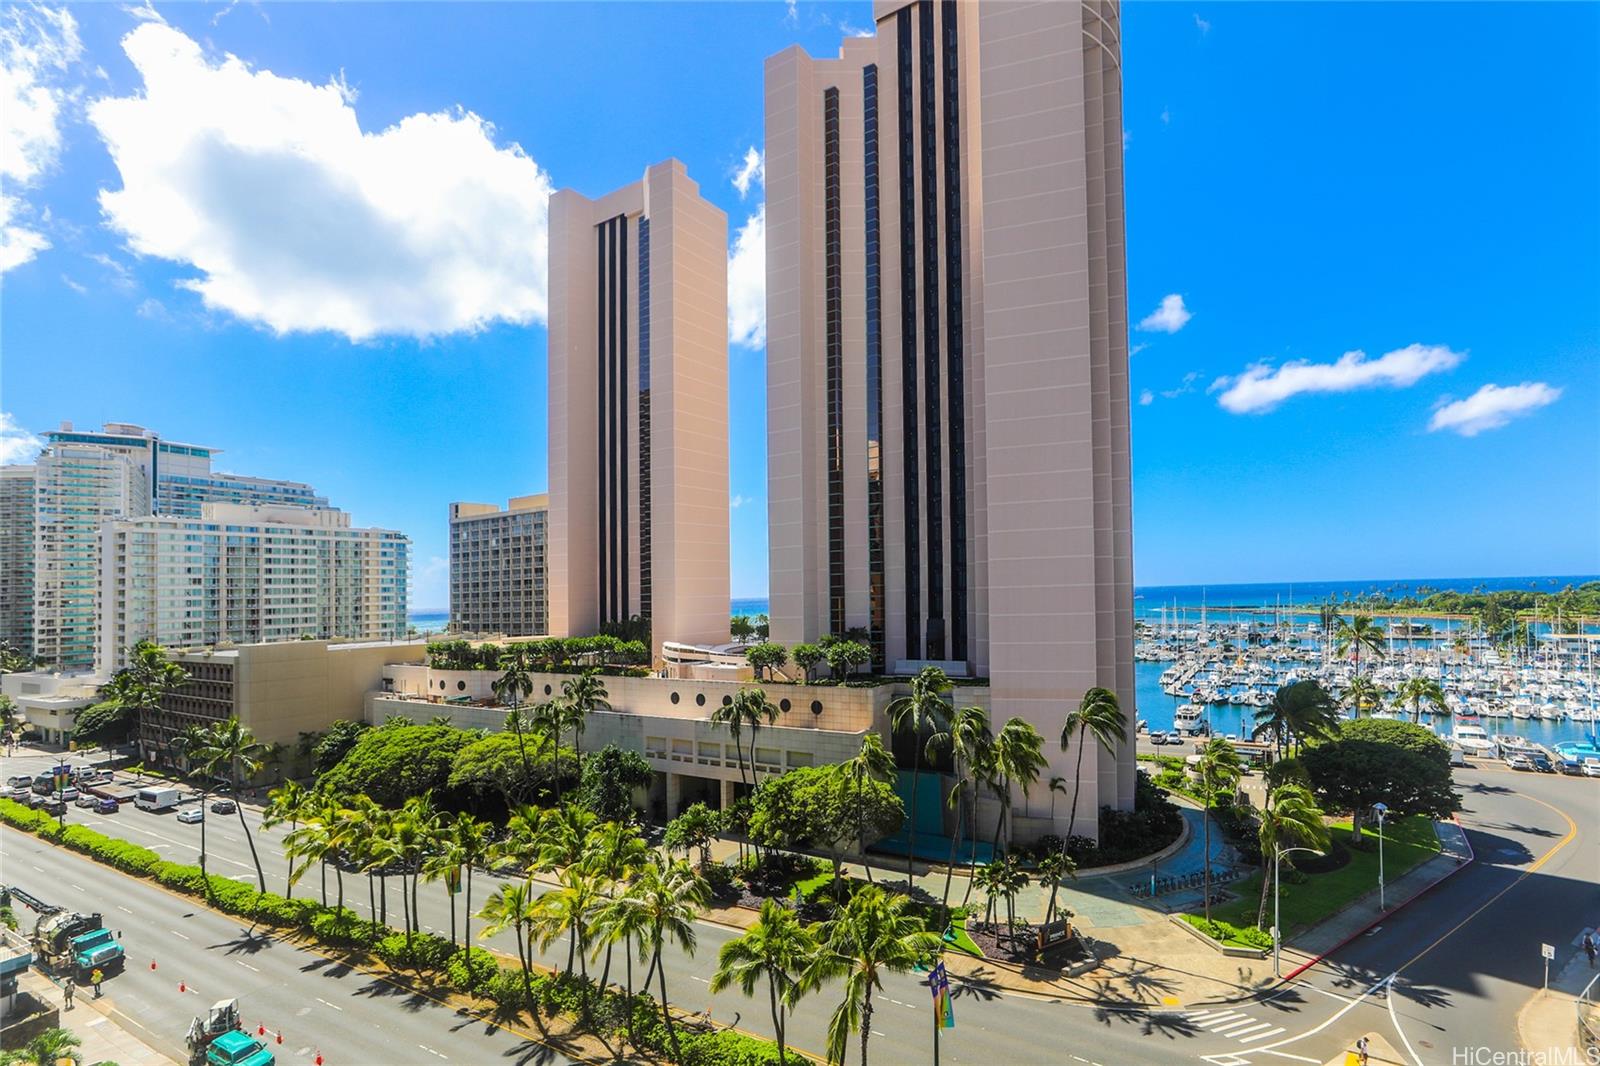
[97,502,410,672]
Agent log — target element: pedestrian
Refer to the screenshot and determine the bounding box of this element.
[91,968,104,997]
[1585,932,1596,969]
[62,976,75,1011]
[1355,1036,1369,1066]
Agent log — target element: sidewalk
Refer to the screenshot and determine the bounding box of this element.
[20,968,178,1066]
[1517,941,1599,1061]
[1323,1032,1403,1066]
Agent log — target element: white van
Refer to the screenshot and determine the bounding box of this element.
[134,787,181,812]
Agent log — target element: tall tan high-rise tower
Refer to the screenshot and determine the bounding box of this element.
[547,160,731,657]
[765,0,1135,836]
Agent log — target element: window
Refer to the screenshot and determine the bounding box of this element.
[645,736,667,759]
[695,693,706,707]
[786,751,815,769]
[824,86,846,634]
[721,694,733,707]
[810,700,824,716]
[779,698,792,713]
[670,691,680,705]
[457,680,467,691]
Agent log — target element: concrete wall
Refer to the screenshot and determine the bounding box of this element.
[224,640,425,748]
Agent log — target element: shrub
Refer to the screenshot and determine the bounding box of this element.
[444,947,499,991]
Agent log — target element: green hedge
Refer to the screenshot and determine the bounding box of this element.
[1180,913,1273,950]
[0,798,788,1065]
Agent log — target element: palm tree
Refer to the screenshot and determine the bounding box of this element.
[710,898,817,1066]
[560,669,610,769]
[422,814,468,949]
[478,881,540,1021]
[263,780,313,898]
[1046,775,1068,824]
[620,856,711,1061]
[526,700,567,803]
[709,696,749,805]
[733,687,780,787]
[534,866,603,990]
[1392,676,1449,723]
[1255,783,1330,930]
[1038,848,1077,930]
[1196,738,1243,924]
[194,717,268,892]
[584,820,649,996]
[1252,680,1341,758]
[3,1026,83,1065]
[171,724,217,895]
[451,812,493,981]
[494,645,537,789]
[1334,614,1385,677]
[802,885,939,1066]
[887,666,953,883]
[592,871,657,1050]
[1342,676,1382,718]
[988,717,1046,855]
[843,733,899,885]
[924,705,991,917]
[124,641,191,767]
[1058,687,1128,843]
[283,793,341,908]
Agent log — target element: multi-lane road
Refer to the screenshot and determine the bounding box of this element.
[3,749,1594,1065]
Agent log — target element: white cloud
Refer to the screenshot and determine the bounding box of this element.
[1138,390,1153,406]
[1213,343,1465,414]
[1160,107,1171,125]
[727,203,765,349]
[90,251,134,290]
[732,146,763,199]
[88,23,553,342]
[0,5,82,272]
[839,19,874,38]
[60,273,85,293]
[1428,381,1561,437]
[1194,13,1211,34]
[1137,293,1192,334]
[1130,342,1149,357]
[730,494,752,509]
[1162,371,1201,399]
[784,0,798,27]
[0,412,43,465]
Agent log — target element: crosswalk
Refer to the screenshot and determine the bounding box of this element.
[1180,1007,1286,1046]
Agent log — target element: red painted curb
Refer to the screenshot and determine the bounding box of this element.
[1280,815,1474,983]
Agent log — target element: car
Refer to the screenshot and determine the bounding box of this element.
[97,797,119,814]
[1505,753,1534,771]
[74,792,99,808]
[1558,758,1585,776]
[209,799,236,815]
[6,785,31,801]
[1530,753,1555,773]
[55,787,80,803]
[1449,746,1469,767]
[77,769,111,785]
[6,774,32,789]
[1583,758,1600,778]
[1148,730,1168,746]
[35,798,65,815]
[176,807,204,824]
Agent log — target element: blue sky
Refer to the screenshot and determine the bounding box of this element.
[1,1,1595,608]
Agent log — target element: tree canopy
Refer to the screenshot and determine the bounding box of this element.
[1301,718,1460,832]
[311,719,371,776]
[446,730,574,813]
[319,723,474,807]
[748,765,903,881]
[575,744,653,822]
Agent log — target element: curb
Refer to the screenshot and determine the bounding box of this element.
[1280,815,1474,983]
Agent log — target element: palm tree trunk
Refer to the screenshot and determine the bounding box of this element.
[861,987,875,1066]
[907,752,920,884]
[320,858,327,907]
[411,870,420,935]
[940,789,964,926]
[655,940,680,1061]
[624,932,636,1049]
[448,874,457,948]
[1202,799,1213,923]
[1066,727,1087,841]
[199,788,212,898]
[236,802,266,893]
[367,874,376,923]
[769,976,787,1066]
[335,866,344,915]
[1256,861,1271,930]
[379,874,387,925]
[463,867,474,976]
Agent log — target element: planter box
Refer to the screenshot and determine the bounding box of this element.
[1168,913,1268,958]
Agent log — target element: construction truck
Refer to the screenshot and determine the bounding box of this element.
[6,886,126,979]
[186,999,276,1066]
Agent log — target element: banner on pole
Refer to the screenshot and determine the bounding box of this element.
[929,961,954,1029]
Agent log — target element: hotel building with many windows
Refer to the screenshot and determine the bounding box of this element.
[764,0,1136,836]
[449,494,549,636]
[546,160,731,656]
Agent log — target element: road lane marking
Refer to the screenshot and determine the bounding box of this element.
[1213,1019,1261,1035]
[315,997,343,1012]
[237,961,260,972]
[1238,1027,1285,1044]
[170,930,190,940]
[1245,972,1394,1058]
[31,865,43,872]
[71,883,85,891]
[1387,978,1425,1066]
[116,905,134,914]
[1229,1022,1273,1038]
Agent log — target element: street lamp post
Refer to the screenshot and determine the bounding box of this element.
[1273,845,1325,978]
[1372,802,1389,911]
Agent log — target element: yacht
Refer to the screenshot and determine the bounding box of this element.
[1451,721,1495,757]
[1174,703,1205,733]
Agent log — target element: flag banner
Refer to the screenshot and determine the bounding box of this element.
[930,961,954,1028]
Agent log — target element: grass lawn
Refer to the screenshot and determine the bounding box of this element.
[1208,814,1441,934]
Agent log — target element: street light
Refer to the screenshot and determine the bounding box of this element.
[1372,802,1389,910]
[1273,844,1325,977]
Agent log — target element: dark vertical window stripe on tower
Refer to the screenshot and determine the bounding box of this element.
[863,63,885,672]
[618,214,629,623]
[895,6,921,661]
[824,87,845,637]
[940,0,967,662]
[637,217,652,627]
[918,0,944,661]
[596,222,610,622]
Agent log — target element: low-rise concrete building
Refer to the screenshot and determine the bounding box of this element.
[140,638,426,767]
[0,671,103,748]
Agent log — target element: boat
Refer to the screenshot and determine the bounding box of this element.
[1174,703,1204,733]
[1451,721,1495,757]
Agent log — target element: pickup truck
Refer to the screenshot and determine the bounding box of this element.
[187,999,275,1066]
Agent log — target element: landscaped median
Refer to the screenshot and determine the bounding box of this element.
[0,798,793,1066]
[1182,814,1442,950]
